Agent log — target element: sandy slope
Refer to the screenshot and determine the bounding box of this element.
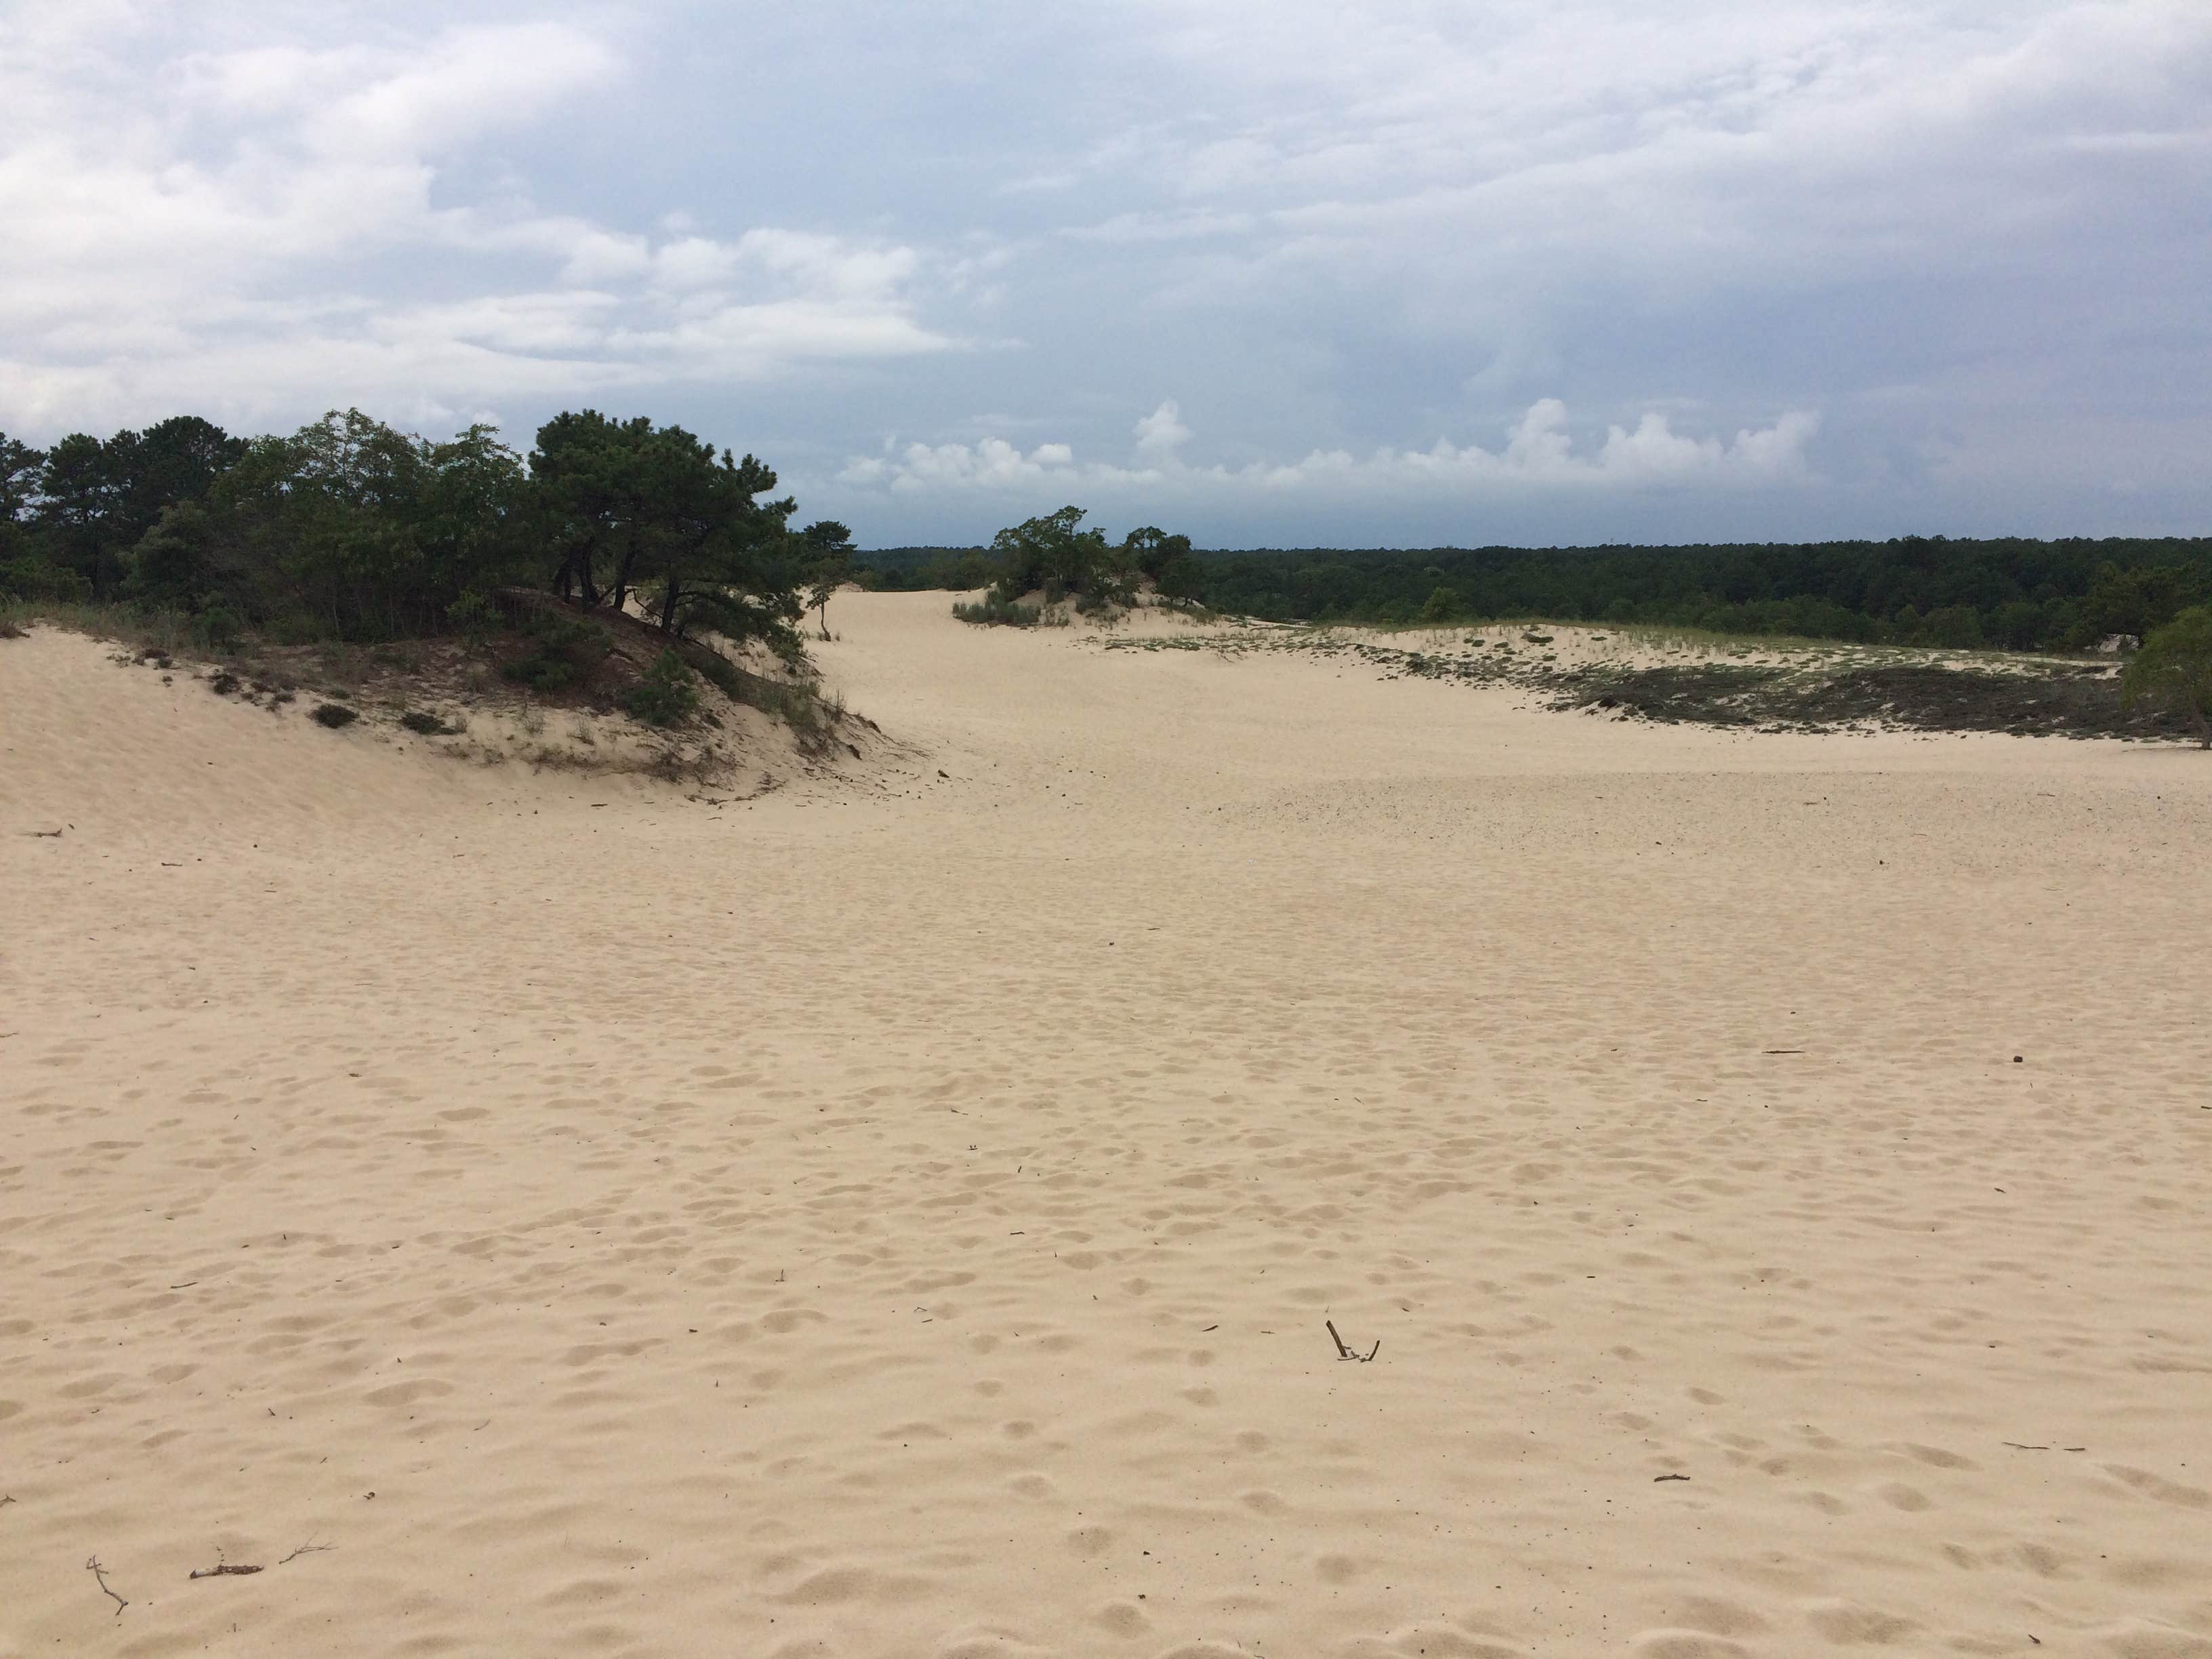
[3,595,2209,1659]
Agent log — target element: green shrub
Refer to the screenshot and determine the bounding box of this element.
[445,590,493,636]
[953,596,1063,627]
[400,710,459,735]
[2121,606,2212,747]
[312,702,359,727]
[619,649,699,726]
[503,613,609,689]
[190,606,244,651]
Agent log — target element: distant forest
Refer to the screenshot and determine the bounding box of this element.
[5,411,2205,659]
[861,535,2212,653]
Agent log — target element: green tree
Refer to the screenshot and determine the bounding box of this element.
[990,506,1117,600]
[800,519,854,638]
[0,432,43,523]
[35,433,125,598]
[124,500,223,611]
[2073,562,2198,647]
[1120,525,1191,583]
[628,433,798,647]
[2122,607,2212,747]
[108,415,243,548]
[529,410,658,607]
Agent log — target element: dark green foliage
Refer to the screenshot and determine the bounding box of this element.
[619,650,700,726]
[1557,660,2183,739]
[800,519,854,636]
[311,702,359,727]
[529,413,805,658]
[208,671,242,696]
[0,406,825,671]
[213,412,531,640]
[0,546,89,602]
[2074,562,2199,646]
[0,432,43,521]
[502,611,611,691]
[987,506,1131,604]
[399,710,462,735]
[1122,526,1194,583]
[1037,535,2212,651]
[952,595,1057,626]
[1561,663,1781,724]
[2121,607,2212,747]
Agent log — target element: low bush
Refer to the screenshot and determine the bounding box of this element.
[191,607,245,651]
[953,596,1063,627]
[619,650,699,727]
[311,702,359,727]
[502,612,610,690]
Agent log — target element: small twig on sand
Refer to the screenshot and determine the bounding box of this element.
[278,1538,335,1565]
[1654,1473,1692,1482]
[1761,1048,1805,1055]
[188,1561,263,1580]
[2002,1441,2051,1451]
[1326,1319,1380,1363]
[86,1555,127,1616]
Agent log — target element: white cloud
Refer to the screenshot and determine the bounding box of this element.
[842,436,1078,491]
[0,13,961,438]
[840,399,1820,498]
[1133,400,1192,455]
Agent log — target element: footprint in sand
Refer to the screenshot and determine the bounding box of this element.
[1093,1599,1150,1637]
[2102,1465,2211,1508]
[1803,1600,1919,1645]
[1629,1635,1751,1659]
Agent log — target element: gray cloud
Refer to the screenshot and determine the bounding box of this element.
[3,1,2206,544]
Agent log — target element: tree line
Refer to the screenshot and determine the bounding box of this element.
[0,410,853,657]
[863,529,2212,652]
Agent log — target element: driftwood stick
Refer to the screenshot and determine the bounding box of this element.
[86,1555,127,1617]
[1325,1319,1353,1360]
[188,1562,263,1580]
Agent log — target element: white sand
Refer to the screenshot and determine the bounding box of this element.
[3,594,2209,1659]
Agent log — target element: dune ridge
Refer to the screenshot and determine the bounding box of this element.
[3,593,2209,1658]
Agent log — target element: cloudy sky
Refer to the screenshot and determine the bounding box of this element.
[2,1,2206,546]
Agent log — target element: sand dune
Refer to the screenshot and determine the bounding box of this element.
[3,594,2209,1658]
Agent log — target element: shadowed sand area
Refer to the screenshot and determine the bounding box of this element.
[3,591,2210,1658]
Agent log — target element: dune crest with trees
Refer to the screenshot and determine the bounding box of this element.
[1,409,867,779]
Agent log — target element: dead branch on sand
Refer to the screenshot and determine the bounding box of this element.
[1326,1319,1380,1363]
[85,1555,127,1616]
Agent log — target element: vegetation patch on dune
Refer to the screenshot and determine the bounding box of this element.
[1,405,876,780]
[1102,619,2206,743]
